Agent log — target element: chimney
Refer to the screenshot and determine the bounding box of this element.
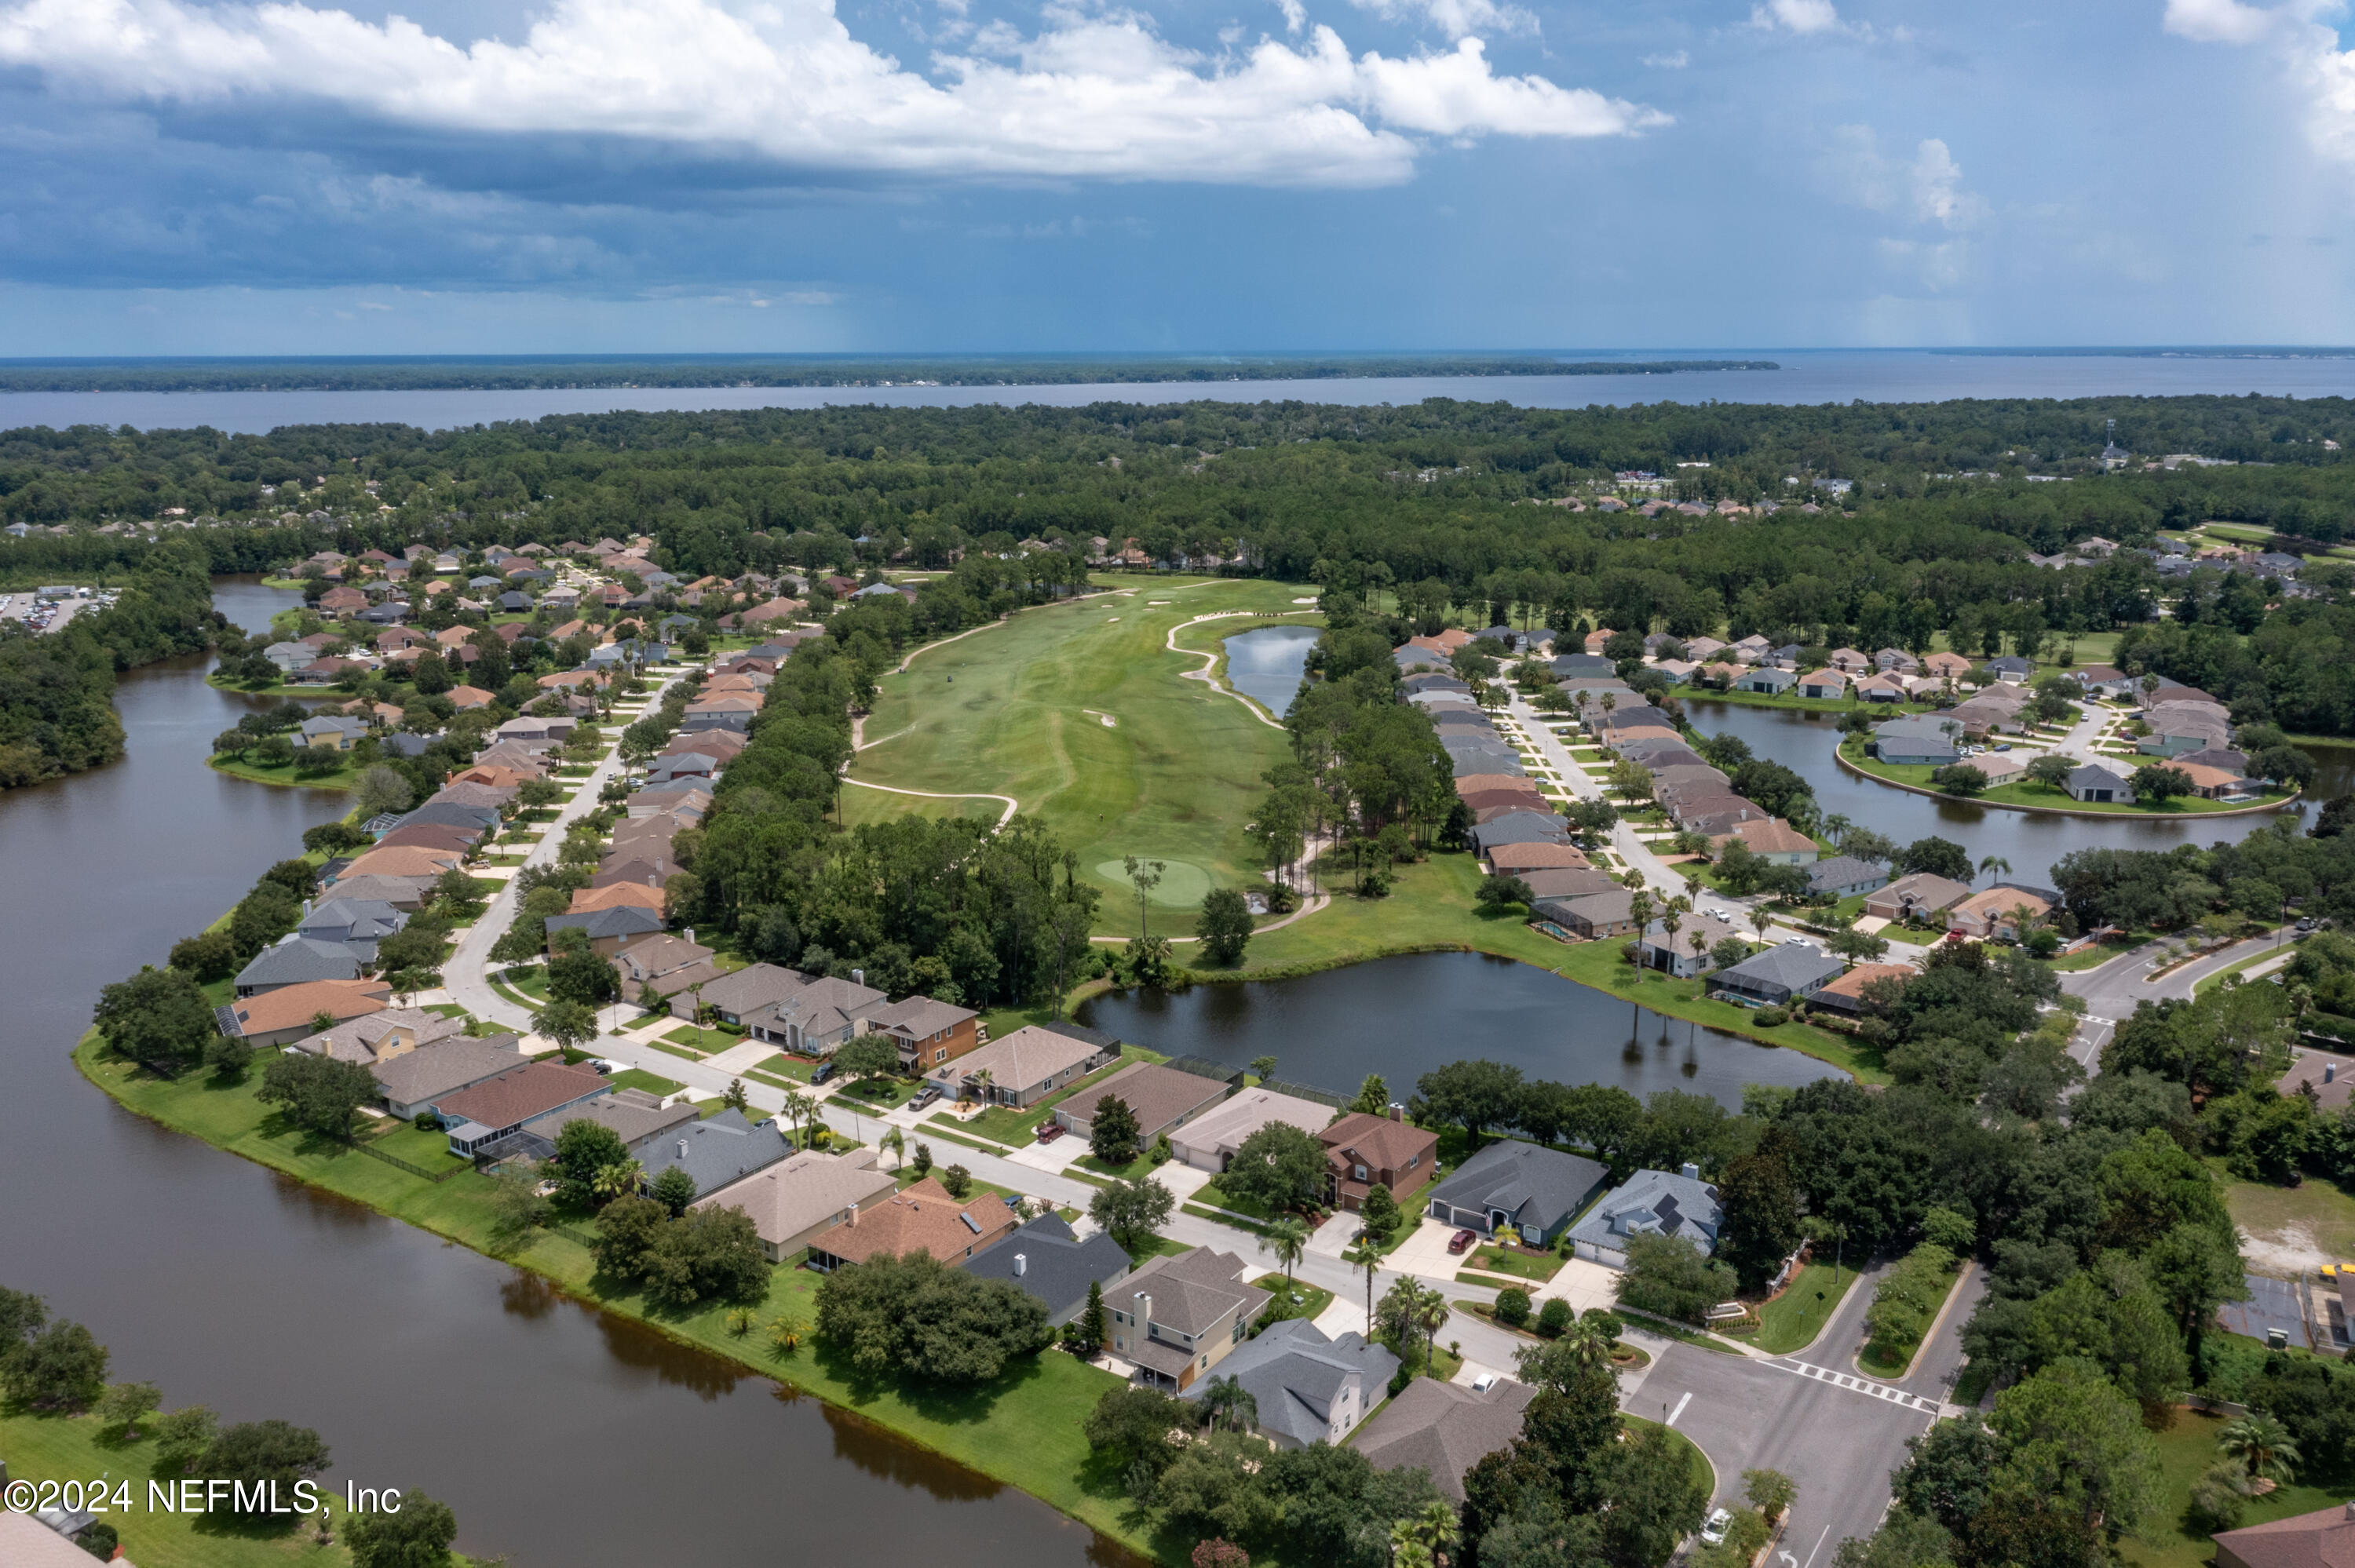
[852,968,864,986]
[1681,1162,1700,1181]
[677,1140,689,1159]
[1014,1253,1028,1277]
[685,928,695,945]
[1388,1102,1404,1122]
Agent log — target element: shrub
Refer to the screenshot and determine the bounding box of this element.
[1754,1005,1791,1027]
[2189,1461,2251,1533]
[1496,1288,1532,1328]
[1537,1298,1573,1337]
[413,1110,443,1131]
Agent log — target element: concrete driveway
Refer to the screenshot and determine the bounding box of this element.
[1389,1216,1473,1277]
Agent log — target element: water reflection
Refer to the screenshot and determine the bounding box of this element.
[499,1271,561,1321]
[825,1405,1008,1500]
[1221,623,1320,716]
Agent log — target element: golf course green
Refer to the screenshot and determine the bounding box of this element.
[846,575,1314,924]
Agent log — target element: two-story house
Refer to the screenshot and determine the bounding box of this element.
[1108,1247,1270,1391]
[1319,1107,1440,1213]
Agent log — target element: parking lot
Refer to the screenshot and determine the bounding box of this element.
[0,590,96,633]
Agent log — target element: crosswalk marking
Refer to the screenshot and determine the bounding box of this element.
[1775,1359,1944,1413]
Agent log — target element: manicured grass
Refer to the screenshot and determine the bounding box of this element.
[1845,743,2291,816]
[935,1046,1160,1146]
[608,1067,685,1097]
[752,1052,814,1082]
[0,1409,371,1568]
[1466,1243,1565,1283]
[832,1074,920,1108]
[1075,1148,1168,1182]
[660,1023,735,1052]
[1252,1272,1334,1326]
[839,788,1006,830]
[849,576,1310,920]
[2044,937,2145,972]
[207,755,361,791]
[2120,1410,2355,1568]
[71,1035,1164,1554]
[916,1121,1018,1158]
[361,1115,469,1168]
[2196,942,2299,997]
[1751,1263,1856,1355]
[1191,1176,1275,1220]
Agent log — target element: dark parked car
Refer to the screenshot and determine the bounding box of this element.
[809,1060,838,1085]
[1447,1228,1478,1255]
[1035,1121,1064,1143]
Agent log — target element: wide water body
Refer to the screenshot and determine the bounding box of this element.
[1077,950,1839,1107]
[1221,622,1320,717]
[9,349,2355,434]
[0,580,1134,1568]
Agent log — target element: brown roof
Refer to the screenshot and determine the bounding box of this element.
[809,1175,1019,1267]
[1351,1375,1535,1504]
[433,1060,608,1130]
[1057,1060,1230,1136]
[698,1149,899,1247]
[1321,1110,1440,1176]
[1518,866,1623,899]
[373,822,481,854]
[1458,786,1548,814]
[2214,1503,2355,1568]
[571,882,668,913]
[1713,818,1818,856]
[226,978,391,1037]
[342,844,466,880]
[446,685,495,709]
[1810,963,1917,1005]
[1454,773,1538,797]
[1485,841,1591,873]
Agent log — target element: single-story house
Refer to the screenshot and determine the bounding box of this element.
[1710,944,1843,1007]
[1713,817,1819,866]
[965,1212,1132,1327]
[2065,764,2127,804]
[1053,1061,1232,1143]
[1806,963,1919,1016]
[1984,655,2035,683]
[1535,889,1641,939]
[1736,667,1797,695]
[296,898,407,963]
[739,974,889,1056]
[1795,669,1847,700]
[637,1107,795,1198]
[510,1089,698,1164]
[1321,1109,1440,1212]
[1518,866,1624,901]
[1854,674,1909,703]
[1351,1374,1535,1504]
[923,1023,1115,1107]
[1178,1318,1397,1449]
[1873,718,1961,767]
[1169,1087,1338,1173]
[1806,856,1889,898]
[292,1006,462,1064]
[213,976,391,1047]
[300,715,371,750]
[1426,1140,1609,1248]
[1485,841,1592,875]
[805,1175,1021,1273]
[433,1061,612,1157]
[675,961,804,1026]
[1108,1247,1269,1391]
[1864,873,1974,923]
[371,1037,531,1120]
[2212,1501,2355,1568]
[1634,913,1744,979]
[696,1147,900,1264]
[1947,887,2054,941]
[1568,1165,1725,1269]
[233,935,363,997]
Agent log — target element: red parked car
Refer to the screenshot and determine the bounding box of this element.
[1035,1121,1065,1143]
[1447,1228,1479,1255]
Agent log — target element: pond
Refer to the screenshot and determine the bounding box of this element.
[1678,698,2353,888]
[1221,622,1320,717]
[1076,950,1841,1107]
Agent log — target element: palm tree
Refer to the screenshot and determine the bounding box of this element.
[1688,928,1710,974]
[1660,895,1689,958]
[1628,889,1655,940]
[1558,1313,1616,1371]
[1977,855,2011,887]
[1411,1283,1451,1369]
[780,1089,819,1149]
[1750,905,1774,943]
[592,1158,644,1202]
[2220,1414,2301,1490]
[880,1125,906,1171]
[1343,1235,1382,1336]
[1821,813,1853,848]
[1199,1374,1258,1435]
[1261,1216,1310,1292]
[1390,1501,1461,1568]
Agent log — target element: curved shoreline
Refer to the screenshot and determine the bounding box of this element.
[1165,608,1319,729]
[1833,743,2301,820]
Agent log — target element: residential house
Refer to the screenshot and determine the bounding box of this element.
[805,1175,1021,1272]
[1922,651,1974,680]
[1426,1140,1609,1247]
[2065,764,2127,804]
[1875,648,1920,673]
[568,882,667,916]
[1535,889,1641,939]
[1320,1108,1440,1212]
[2212,1501,2355,1568]
[371,1037,531,1120]
[433,1061,612,1156]
[1864,873,1973,923]
[232,935,362,997]
[1568,1165,1725,1269]
[1729,635,1772,664]
[1466,811,1574,855]
[635,1107,795,1198]
[1054,1061,1232,1143]
[966,1213,1133,1327]
[1736,666,1798,695]
[1178,1318,1397,1448]
[212,977,391,1048]
[865,994,982,1072]
[1352,1375,1535,1504]
[1710,944,1843,1007]
[1795,669,1849,700]
[1827,647,1872,674]
[1713,818,1818,866]
[500,1090,699,1165]
[1634,913,1743,978]
[1169,1087,1337,1173]
[296,898,407,962]
[696,1147,899,1263]
[1853,673,1909,703]
[741,974,889,1056]
[299,715,371,750]
[1108,1247,1270,1391]
[1482,841,1591,876]
[925,1023,1116,1107]
[1984,655,2036,683]
[1948,887,2055,941]
[292,1007,462,1065]
[542,904,666,955]
[1873,717,1961,766]
[1807,856,1889,898]
[1807,963,1918,1017]
[1518,866,1623,901]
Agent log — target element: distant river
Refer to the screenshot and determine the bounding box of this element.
[1678,698,2355,889]
[1077,951,1838,1108]
[10,350,2355,435]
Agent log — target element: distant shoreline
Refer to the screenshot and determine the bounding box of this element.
[0,355,1780,394]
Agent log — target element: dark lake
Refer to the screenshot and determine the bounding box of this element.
[0,578,1133,1568]
[1077,950,1841,1107]
[1679,698,2349,889]
[1221,622,1320,717]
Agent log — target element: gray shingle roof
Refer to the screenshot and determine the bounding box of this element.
[1426,1140,1608,1233]
[1178,1319,1399,1447]
[1568,1169,1725,1256]
[1807,856,1888,892]
[640,1109,794,1197]
[1351,1376,1535,1503]
[234,935,363,991]
[964,1213,1132,1320]
[1712,944,1844,995]
[543,906,666,941]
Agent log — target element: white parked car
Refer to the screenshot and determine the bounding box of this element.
[1470,1373,1499,1394]
[1701,1509,1734,1546]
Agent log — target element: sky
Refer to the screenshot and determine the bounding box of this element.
[0,0,2350,353]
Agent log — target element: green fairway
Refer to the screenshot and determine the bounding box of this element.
[849,577,1312,919]
[838,786,1005,830]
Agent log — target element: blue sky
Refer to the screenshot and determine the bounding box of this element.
[0,0,2349,353]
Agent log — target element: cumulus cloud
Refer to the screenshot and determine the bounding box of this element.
[0,0,1651,188]
[1346,0,1537,42]
[2160,0,2355,170]
[1822,124,1986,230]
[2161,0,2276,45]
[1750,0,1840,35]
[1641,49,1688,68]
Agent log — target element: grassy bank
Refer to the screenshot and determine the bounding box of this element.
[848,576,1308,918]
[1840,740,2292,816]
[207,755,361,791]
[71,1033,1159,1559]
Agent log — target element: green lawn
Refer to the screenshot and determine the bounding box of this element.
[1191,1176,1275,1220]
[1751,1263,1857,1355]
[1467,1243,1565,1283]
[1252,1272,1334,1326]
[839,787,1006,830]
[849,576,1310,921]
[360,1115,469,1169]
[207,755,361,791]
[1845,743,2291,816]
[659,1023,737,1052]
[1075,1147,1168,1182]
[832,1074,920,1109]
[751,1051,815,1082]
[2120,1410,2354,1568]
[608,1067,685,1097]
[72,1033,1160,1555]
[928,1046,1161,1146]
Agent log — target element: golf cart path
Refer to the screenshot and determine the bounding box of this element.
[1167,610,1318,731]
